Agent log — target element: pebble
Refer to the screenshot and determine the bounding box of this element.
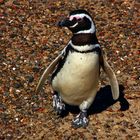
[3,62,7,66]
[12,67,16,71]
[24,96,28,100]
[117,70,121,74]
[14,83,22,88]
[24,59,27,63]
[9,20,13,24]
[32,65,40,72]
[15,117,19,121]
[3,92,9,97]
[26,75,34,83]
[16,89,21,93]
[120,57,124,61]
[0,104,6,110]
[124,55,127,58]
[0,0,4,4]
[42,45,48,50]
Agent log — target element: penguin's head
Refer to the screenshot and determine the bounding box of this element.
[58,9,96,34]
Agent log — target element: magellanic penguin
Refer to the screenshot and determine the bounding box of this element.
[36,10,119,128]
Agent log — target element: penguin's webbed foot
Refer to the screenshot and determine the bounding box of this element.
[72,110,88,128]
[53,94,65,115]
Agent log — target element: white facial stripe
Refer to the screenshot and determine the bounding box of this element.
[69,14,92,22]
[69,13,95,34]
[70,22,78,28]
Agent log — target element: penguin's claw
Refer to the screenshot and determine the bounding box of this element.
[72,111,88,128]
[53,94,65,114]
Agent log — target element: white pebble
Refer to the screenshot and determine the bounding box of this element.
[16,90,21,93]
[12,67,16,70]
[117,70,121,74]
[120,57,124,61]
[15,117,19,121]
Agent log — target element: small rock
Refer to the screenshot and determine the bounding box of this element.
[14,83,22,88]
[26,75,34,83]
[32,103,39,111]
[16,89,21,93]
[42,45,48,50]
[0,104,6,110]
[117,70,121,74]
[3,92,9,97]
[12,67,16,71]
[9,87,14,94]
[32,65,40,72]
[120,57,124,61]
[15,117,19,121]
[0,0,4,4]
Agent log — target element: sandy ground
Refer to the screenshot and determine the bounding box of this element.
[0,0,140,139]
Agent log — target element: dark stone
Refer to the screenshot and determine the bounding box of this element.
[26,75,34,83]
[32,66,40,73]
[14,83,22,88]
[42,45,48,50]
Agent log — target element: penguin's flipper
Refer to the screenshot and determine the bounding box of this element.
[100,52,119,100]
[36,54,62,93]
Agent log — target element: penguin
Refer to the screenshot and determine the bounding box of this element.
[36,9,119,128]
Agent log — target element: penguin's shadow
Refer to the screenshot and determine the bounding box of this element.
[61,85,129,117]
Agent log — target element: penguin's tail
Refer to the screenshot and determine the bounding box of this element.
[100,51,119,100]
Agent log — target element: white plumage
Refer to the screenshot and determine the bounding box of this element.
[52,50,99,105]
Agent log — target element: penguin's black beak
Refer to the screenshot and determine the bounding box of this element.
[57,18,76,27]
[57,18,71,27]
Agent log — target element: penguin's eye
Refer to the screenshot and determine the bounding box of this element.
[77,18,82,22]
[73,17,77,21]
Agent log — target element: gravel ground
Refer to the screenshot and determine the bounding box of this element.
[0,0,140,139]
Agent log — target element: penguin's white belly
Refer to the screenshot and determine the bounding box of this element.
[52,52,99,105]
